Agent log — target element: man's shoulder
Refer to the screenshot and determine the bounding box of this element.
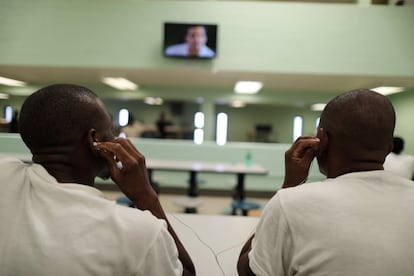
[0,155,25,166]
[274,177,355,210]
[278,179,328,197]
[113,204,165,229]
[118,206,171,240]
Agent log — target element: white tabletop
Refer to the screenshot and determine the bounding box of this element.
[167,213,259,276]
[147,159,268,175]
[0,154,267,176]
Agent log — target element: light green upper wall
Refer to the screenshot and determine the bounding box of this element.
[1,0,413,76]
[1,0,414,148]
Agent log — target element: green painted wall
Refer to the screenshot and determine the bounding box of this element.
[0,0,413,146]
[1,0,413,75]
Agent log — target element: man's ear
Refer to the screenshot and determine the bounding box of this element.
[318,128,329,155]
[87,129,98,154]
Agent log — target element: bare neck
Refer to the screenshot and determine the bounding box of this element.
[32,146,95,186]
[325,150,385,178]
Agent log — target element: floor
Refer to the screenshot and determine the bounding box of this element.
[102,190,271,216]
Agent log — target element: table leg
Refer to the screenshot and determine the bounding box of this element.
[147,168,159,194]
[188,171,198,197]
[235,173,246,200]
[178,171,199,213]
[147,168,153,182]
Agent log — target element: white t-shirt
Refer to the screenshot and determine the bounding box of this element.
[249,170,414,276]
[383,152,414,179]
[0,157,182,276]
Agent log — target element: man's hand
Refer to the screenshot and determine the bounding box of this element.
[282,136,320,189]
[94,138,196,275]
[93,138,156,202]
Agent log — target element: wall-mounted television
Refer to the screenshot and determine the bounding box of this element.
[163,22,218,59]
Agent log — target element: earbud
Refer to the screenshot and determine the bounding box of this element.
[91,138,100,152]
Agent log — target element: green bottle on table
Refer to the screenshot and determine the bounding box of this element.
[245,151,252,167]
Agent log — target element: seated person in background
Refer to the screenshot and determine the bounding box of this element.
[238,89,414,275]
[9,110,19,133]
[119,113,146,138]
[165,25,215,58]
[156,111,172,139]
[0,84,195,276]
[383,136,414,180]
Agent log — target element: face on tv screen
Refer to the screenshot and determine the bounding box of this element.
[163,23,218,59]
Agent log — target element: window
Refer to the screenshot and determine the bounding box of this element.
[194,112,204,128]
[216,113,228,146]
[315,117,320,134]
[194,129,204,145]
[293,116,303,141]
[118,109,129,127]
[193,112,205,144]
[4,105,12,123]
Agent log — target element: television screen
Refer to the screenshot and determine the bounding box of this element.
[163,22,218,59]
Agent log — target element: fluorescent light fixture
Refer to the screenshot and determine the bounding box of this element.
[0,93,9,99]
[311,103,326,111]
[144,97,163,105]
[102,77,138,90]
[0,76,26,87]
[230,100,246,108]
[234,81,263,94]
[371,86,404,96]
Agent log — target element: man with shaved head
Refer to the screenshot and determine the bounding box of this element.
[0,84,195,276]
[238,89,414,275]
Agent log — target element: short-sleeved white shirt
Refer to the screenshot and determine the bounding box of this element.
[249,170,414,276]
[383,152,414,179]
[0,157,182,276]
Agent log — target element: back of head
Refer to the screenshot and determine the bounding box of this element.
[392,136,404,154]
[319,89,395,159]
[19,84,100,152]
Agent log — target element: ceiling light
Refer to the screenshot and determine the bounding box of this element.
[102,77,138,90]
[230,100,246,108]
[234,81,263,94]
[144,97,163,105]
[0,76,26,87]
[371,86,404,96]
[0,93,9,99]
[311,103,326,111]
